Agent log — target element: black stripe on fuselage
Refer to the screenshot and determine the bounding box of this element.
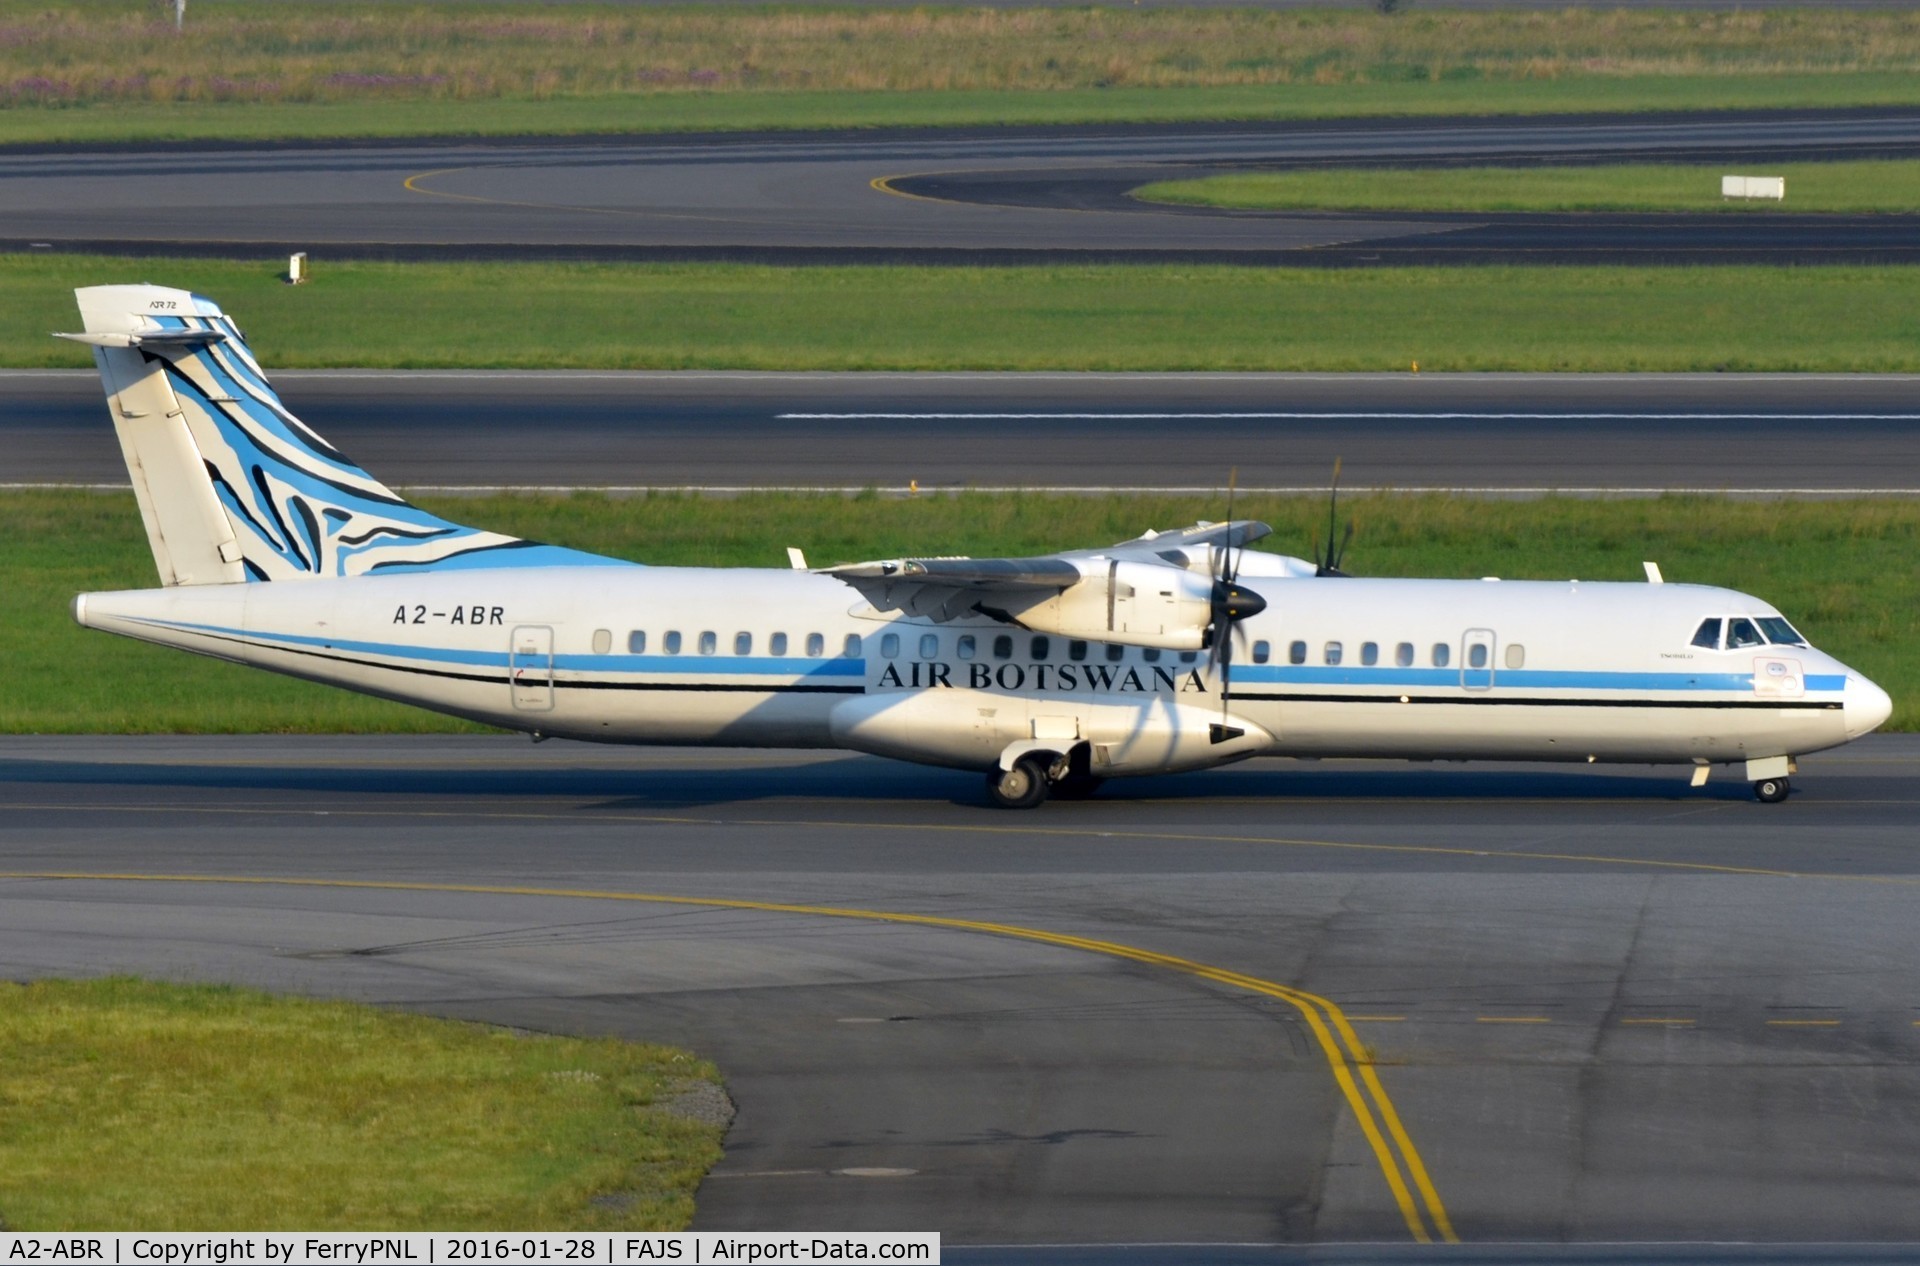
[1238,692,1841,710]
[168,628,863,694]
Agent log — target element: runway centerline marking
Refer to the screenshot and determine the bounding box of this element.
[7,799,1919,885]
[778,411,1920,422]
[0,869,1455,1245]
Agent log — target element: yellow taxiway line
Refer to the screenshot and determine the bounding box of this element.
[0,868,1457,1244]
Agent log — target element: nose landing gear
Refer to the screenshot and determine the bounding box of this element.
[1745,755,1796,804]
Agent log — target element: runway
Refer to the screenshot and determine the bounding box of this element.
[10,369,1920,494]
[5,109,1919,265]
[5,733,1920,1251]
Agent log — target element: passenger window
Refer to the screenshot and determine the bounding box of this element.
[993,634,1013,660]
[1106,643,1125,662]
[1360,642,1378,667]
[880,633,900,658]
[1726,617,1764,650]
[734,632,752,655]
[1505,643,1525,669]
[664,631,682,654]
[1468,643,1489,669]
[1143,648,1162,663]
[1178,651,1198,664]
[806,632,825,658]
[1324,641,1343,666]
[1759,616,1807,647]
[1432,643,1450,668]
[1289,640,1307,665]
[592,629,611,655]
[842,633,861,658]
[698,631,717,655]
[957,634,976,660]
[770,632,788,656]
[627,630,647,655]
[1069,640,1088,662]
[1395,642,1413,667]
[1691,618,1722,650]
[1031,636,1050,660]
[1252,640,1271,664]
[919,633,939,659]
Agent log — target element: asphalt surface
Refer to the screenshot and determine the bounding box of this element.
[5,733,1920,1254]
[6,109,1919,265]
[10,370,1920,493]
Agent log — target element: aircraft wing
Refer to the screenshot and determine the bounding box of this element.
[820,519,1272,624]
[823,555,1085,620]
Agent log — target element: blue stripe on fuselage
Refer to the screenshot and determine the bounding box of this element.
[1233,665,1845,693]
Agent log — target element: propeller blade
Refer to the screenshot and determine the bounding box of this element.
[1219,624,1233,724]
[1221,466,1238,584]
[1314,457,1355,578]
[1324,457,1342,572]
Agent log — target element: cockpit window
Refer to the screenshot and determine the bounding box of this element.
[1725,617,1765,650]
[1758,616,1807,647]
[1690,618,1722,650]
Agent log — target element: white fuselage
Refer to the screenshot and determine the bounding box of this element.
[74,563,1890,777]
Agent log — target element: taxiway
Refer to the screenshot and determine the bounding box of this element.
[4,735,1919,1249]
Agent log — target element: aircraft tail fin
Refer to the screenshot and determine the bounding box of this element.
[61,285,614,585]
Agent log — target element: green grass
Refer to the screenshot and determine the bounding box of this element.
[1136,159,1920,214]
[4,489,1915,734]
[8,75,1920,145]
[3,2,1919,143]
[17,255,1920,372]
[0,977,726,1230]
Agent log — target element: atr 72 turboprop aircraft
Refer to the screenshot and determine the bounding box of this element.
[63,285,1893,807]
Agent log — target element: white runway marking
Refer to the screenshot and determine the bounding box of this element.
[779,411,1920,421]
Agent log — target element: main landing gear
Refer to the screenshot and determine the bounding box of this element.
[986,755,1051,810]
[1753,776,1791,804]
[985,751,1105,809]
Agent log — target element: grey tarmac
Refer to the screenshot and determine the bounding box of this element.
[9,370,1920,494]
[5,110,1919,265]
[4,733,1920,1253]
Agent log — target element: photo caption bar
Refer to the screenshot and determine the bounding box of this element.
[0,1235,939,1266]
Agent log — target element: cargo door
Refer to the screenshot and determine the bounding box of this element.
[510,625,554,712]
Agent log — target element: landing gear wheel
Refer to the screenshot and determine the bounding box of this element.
[987,756,1051,810]
[1753,776,1791,804]
[1049,772,1106,801]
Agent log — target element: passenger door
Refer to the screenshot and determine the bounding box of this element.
[510,625,555,712]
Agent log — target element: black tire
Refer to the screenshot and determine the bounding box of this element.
[1753,776,1791,804]
[986,756,1051,810]
[1049,772,1106,801]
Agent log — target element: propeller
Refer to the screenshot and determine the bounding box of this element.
[1312,457,1356,578]
[1208,469,1268,743]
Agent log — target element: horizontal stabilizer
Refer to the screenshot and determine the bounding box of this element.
[55,328,228,349]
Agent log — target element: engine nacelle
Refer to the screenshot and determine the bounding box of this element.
[998,560,1215,650]
[829,688,1272,775]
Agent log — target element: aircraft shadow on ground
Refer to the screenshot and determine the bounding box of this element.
[0,754,1781,810]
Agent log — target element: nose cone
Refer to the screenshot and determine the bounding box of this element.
[1845,674,1894,739]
